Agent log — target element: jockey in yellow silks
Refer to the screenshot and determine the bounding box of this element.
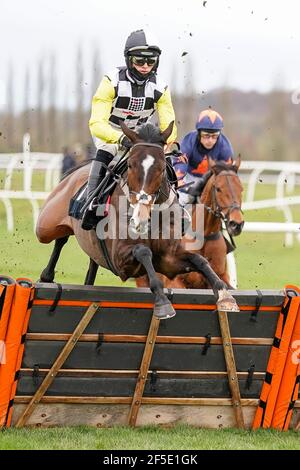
[82,29,177,230]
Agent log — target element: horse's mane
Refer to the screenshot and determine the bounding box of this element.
[213,161,238,174]
[136,124,163,144]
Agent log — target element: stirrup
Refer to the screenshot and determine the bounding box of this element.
[81,198,99,231]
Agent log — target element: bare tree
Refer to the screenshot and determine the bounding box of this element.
[181,56,196,135]
[91,46,102,100]
[61,84,71,149]
[36,58,45,150]
[22,65,30,136]
[48,54,57,151]
[75,45,84,144]
[5,62,15,149]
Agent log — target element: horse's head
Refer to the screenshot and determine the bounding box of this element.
[120,121,174,235]
[205,155,244,236]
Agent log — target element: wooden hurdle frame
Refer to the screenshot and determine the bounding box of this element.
[6,283,300,429]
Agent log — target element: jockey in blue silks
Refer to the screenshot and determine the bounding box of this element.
[173,109,234,206]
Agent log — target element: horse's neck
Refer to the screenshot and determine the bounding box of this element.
[198,176,221,235]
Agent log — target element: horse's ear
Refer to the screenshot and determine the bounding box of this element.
[161,121,174,144]
[208,156,217,172]
[232,153,241,171]
[120,121,139,143]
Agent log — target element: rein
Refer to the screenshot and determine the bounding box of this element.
[126,142,174,206]
[201,171,243,250]
[203,172,243,223]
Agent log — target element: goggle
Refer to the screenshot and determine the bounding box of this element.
[131,56,158,66]
[200,132,221,140]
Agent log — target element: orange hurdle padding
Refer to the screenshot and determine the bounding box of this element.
[252,286,299,429]
[0,278,34,427]
[0,276,16,365]
[272,285,300,430]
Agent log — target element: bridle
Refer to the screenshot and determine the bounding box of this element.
[204,170,243,225]
[126,142,172,206]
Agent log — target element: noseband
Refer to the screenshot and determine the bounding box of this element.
[205,171,243,224]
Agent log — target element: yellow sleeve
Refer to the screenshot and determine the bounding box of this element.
[156,87,177,143]
[89,76,123,143]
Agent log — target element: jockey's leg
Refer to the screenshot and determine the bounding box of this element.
[81,144,117,230]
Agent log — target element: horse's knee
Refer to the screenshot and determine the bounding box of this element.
[132,244,152,261]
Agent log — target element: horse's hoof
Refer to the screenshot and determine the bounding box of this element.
[153,303,176,320]
[217,289,239,312]
[39,271,55,283]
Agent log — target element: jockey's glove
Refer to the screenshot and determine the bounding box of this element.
[118,134,133,150]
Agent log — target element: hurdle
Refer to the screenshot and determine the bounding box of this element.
[1,281,299,429]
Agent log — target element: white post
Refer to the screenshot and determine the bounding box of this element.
[23,133,31,192]
[226,252,238,289]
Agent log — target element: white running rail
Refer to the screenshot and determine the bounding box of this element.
[1,141,300,288]
[0,134,62,231]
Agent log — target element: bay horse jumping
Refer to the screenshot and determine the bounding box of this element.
[36,122,238,319]
[136,157,244,289]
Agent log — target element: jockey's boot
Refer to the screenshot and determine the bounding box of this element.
[81,150,113,230]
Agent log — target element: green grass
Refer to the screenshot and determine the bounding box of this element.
[0,183,299,289]
[0,426,300,450]
[0,199,134,287]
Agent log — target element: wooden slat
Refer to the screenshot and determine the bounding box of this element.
[128,315,160,426]
[11,403,258,428]
[15,396,298,409]
[13,402,298,429]
[218,309,245,429]
[14,395,260,406]
[25,333,274,345]
[19,368,266,380]
[15,302,99,428]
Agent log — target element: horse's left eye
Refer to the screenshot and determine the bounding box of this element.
[216,187,221,192]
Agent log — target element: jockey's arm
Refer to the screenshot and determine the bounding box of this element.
[156,87,177,145]
[89,76,123,143]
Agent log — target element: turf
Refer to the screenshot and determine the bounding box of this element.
[0,426,300,450]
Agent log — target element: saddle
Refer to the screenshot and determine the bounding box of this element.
[69,157,128,221]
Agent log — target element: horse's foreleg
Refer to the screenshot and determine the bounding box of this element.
[84,258,98,285]
[39,236,69,283]
[132,244,176,320]
[183,252,239,312]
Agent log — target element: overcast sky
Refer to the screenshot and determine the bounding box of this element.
[1,0,300,110]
